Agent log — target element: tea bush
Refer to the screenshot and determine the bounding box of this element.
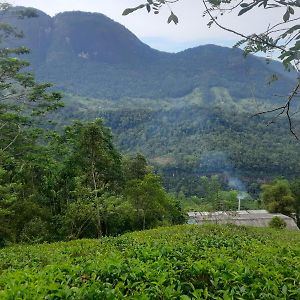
[0,224,300,299]
[268,216,287,229]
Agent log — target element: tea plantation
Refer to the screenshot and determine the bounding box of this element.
[1,224,300,299]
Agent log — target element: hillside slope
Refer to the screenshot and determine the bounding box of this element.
[2,7,295,100]
[1,224,300,299]
[54,91,300,194]
[3,7,300,193]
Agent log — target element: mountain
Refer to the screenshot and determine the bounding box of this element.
[2,7,300,194]
[2,7,295,100]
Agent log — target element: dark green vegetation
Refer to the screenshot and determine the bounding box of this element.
[1,224,300,299]
[268,216,287,229]
[56,91,300,195]
[0,6,184,245]
[0,5,63,246]
[2,8,295,100]
[262,178,300,228]
[3,8,299,193]
[0,118,185,245]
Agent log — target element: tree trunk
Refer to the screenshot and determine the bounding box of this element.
[96,203,102,238]
[142,209,146,230]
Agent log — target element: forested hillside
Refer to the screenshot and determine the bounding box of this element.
[2,7,299,195]
[53,90,300,195]
[2,8,295,99]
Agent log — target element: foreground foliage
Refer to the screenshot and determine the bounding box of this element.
[0,6,184,244]
[1,224,300,299]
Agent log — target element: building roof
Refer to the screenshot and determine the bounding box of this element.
[187,210,298,229]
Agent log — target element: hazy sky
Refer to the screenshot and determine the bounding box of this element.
[10,0,285,52]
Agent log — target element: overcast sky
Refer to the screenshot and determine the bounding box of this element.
[10,0,286,52]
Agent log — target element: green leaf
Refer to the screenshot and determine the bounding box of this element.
[167,12,179,25]
[283,9,290,22]
[238,3,256,16]
[122,8,134,16]
[282,285,288,295]
[281,24,300,38]
[207,20,214,27]
[288,6,294,14]
[122,5,145,16]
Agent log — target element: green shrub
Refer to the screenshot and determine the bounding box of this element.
[269,216,287,229]
[20,217,50,244]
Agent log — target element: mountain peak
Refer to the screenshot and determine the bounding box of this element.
[50,9,156,64]
[2,6,294,99]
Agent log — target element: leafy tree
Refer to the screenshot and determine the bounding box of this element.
[0,165,19,244]
[48,119,126,238]
[123,153,150,181]
[0,3,62,244]
[126,173,182,229]
[63,197,96,239]
[73,119,124,193]
[57,119,124,202]
[62,186,133,238]
[97,195,134,236]
[219,190,238,211]
[200,175,223,210]
[261,178,296,217]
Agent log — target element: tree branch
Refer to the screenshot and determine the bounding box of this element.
[202,0,287,53]
[1,124,21,151]
[252,82,300,139]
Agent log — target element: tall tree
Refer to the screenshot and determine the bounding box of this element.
[0,3,63,244]
[261,178,296,217]
[61,119,124,196]
[123,153,150,181]
[126,173,178,229]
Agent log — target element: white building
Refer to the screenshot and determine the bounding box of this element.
[187,210,298,229]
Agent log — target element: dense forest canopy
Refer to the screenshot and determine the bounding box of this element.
[125,0,300,136]
[1,6,299,189]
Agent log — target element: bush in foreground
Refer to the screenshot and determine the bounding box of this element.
[0,224,300,299]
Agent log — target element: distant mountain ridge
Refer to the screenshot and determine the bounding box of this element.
[1,7,295,100]
[2,7,300,193]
